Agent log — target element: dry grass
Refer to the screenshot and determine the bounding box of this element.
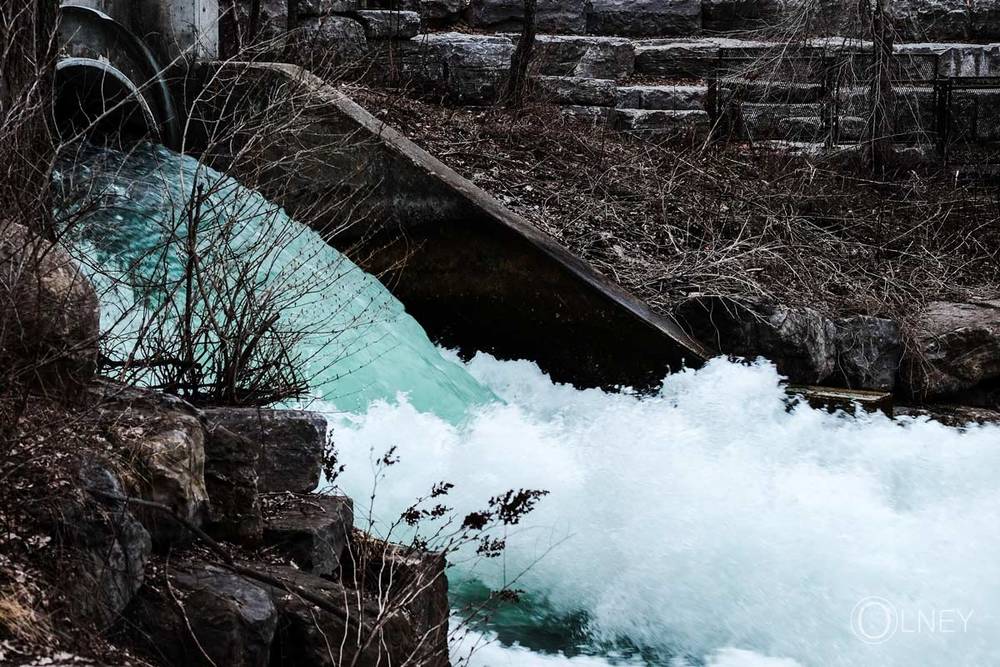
[347,85,1000,329]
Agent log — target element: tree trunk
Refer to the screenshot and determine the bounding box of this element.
[865,0,895,173]
[503,0,537,108]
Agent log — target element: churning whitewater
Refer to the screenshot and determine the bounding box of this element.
[60,144,1000,667]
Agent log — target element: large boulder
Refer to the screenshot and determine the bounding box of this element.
[395,33,515,103]
[677,296,903,390]
[0,222,99,393]
[219,0,290,57]
[263,494,354,576]
[903,300,1000,401]
[534,76,617,106]
[587,0,701,36]
[127,563,278,667]
[296,16,369,69]
[265,565,419,667]
[97,383,210,545]
[465,0,586,33]
[60,461,152,629]
[203,421,264,545]
[527,35,635,80]
[678,296,837,384]
[348,9,422,39]
[831,316,901,392]
[202,408,327,494]
[420,0,468,23]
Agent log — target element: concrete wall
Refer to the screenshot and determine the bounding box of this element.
[188,62,709,391]
[63,0,220,64]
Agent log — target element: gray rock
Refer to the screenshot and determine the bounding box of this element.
[204,422,263,545]
[348,9,422,39]
[296,15,369,68]
[703,0,782,30]
[0,222,99,393]
[295,0,358,16]
[63,462,152,628]
[220,0,290,56]
[831,316,902,391]
[587,0,701,36]
[203,408,327,494]
[904,300,1000,400]
[465,0,586,33]
[612,108,711,137]
[534,76,617,106]
[527,34,635,79]
[616,84,707,110]
[396,33,515,103]
[634,39,720,78]
[264,494,353,575]
[128,563,278,667]
[265,565,419,667]
[560,104,613,125]
[99,385,210,545]
[677,296,837,384]
[421,0,468,22]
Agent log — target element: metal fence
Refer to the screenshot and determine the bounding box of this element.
[707,47,1000,168]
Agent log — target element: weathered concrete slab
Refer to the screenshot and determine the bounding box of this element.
[192,63,709,390]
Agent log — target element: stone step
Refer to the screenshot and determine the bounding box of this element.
[509,33,635,79]
[348,9,422,40]
[634,37,1000,81]
[263,494,354,576]
[611,108,711,136]
[535,76,618,106]
[617,84,706,110]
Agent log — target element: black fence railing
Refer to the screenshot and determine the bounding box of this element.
[707,48,1000,167]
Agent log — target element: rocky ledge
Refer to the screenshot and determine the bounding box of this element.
[52,386,450,666]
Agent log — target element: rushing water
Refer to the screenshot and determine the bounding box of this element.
[59,144,1000,667]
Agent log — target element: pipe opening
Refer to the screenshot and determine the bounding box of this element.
[54,59,160,147]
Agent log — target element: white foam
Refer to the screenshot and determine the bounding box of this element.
[325,355,1000,667]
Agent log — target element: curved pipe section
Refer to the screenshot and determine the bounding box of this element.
[57,4,179,148]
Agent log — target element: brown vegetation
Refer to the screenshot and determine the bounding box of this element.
[348,84,1000,333]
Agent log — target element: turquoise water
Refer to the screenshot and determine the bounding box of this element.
[54,143,492,420]
[59,144,1000,667]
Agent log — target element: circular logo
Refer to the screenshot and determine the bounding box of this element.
[851,596,898,644]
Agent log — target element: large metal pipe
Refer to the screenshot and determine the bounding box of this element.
[57,4,180,147]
